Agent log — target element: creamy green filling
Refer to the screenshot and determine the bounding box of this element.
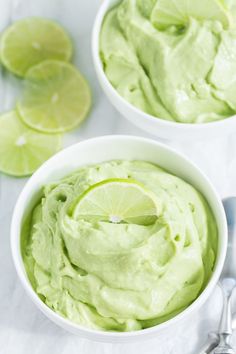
[100,0,236,123]
[22,160,217,331]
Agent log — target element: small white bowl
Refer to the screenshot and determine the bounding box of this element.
[11,135,227,342]
[92,0,236,141]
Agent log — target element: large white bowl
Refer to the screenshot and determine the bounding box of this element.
[92,0,236,141]
[11,135,227,342]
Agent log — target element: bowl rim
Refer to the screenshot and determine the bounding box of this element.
[11,135,227,339]
[92,0,236,130]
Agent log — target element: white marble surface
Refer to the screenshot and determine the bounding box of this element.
[0,0,236,353]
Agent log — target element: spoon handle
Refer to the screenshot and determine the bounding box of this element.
[213,290,235,354]
[213,334,235,354]
[222,198,236,279]
[197,333,219,354]
[196,198,236,354]
[213,196,236,354]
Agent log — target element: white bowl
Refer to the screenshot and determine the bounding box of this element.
[92,0,236,141]
[11,135,227,342]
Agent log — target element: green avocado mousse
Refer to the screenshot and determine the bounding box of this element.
[21,160,217,332]
[100,0,236,123]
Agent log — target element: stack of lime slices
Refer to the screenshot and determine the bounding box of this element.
[0,17,91,177]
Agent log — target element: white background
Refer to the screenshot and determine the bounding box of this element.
[0,0,236,353]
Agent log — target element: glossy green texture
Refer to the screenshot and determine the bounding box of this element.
[22,161,217,331]
[100,0,236,123]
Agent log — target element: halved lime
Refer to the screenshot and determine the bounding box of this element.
[0,17,72,77]
[17,60,91,133]
[0,111,61,177]
[151,0,232,30]
[72,178,159,226]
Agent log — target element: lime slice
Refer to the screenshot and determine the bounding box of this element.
[151,0,232,30]
[17,60,91,133]
[72,178,159,226]
[0,111,61,177]
[0,17,72,77]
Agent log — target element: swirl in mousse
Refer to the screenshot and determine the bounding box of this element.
[100,0,236,123]
[22,161,217,331]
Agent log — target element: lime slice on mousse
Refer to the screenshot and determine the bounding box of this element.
[151,0,232,30]
[17,60,91,133]
[0,17,72,77]
[72,178,159,226]
[0,111,61,177]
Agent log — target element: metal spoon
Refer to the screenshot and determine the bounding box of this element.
[198,197,236,354]
[198,313,236,354]
[213,198,236,354]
